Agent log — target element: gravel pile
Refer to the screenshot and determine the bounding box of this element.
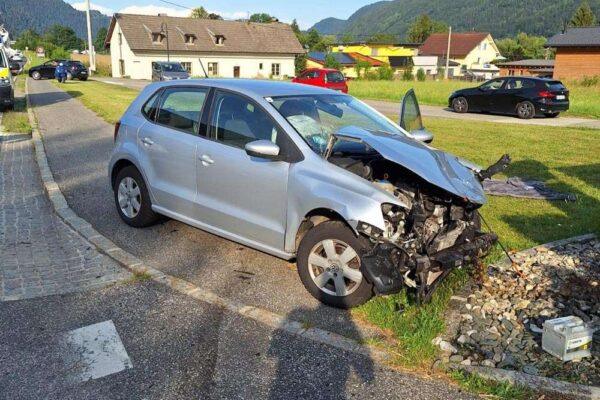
[435,238,599,385]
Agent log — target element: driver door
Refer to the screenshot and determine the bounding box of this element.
[475,78,506,111]
[400,89,434,143]
[194,90,291,251]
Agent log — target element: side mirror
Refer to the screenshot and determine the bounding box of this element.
[245,140,281,160]
[411,129,434,144]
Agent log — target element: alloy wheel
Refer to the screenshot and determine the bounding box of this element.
[307,239,363,297]
[117,177,142,218]
[517,102,534,119]
[453,97,468,113]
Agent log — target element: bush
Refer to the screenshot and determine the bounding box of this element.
[50,46,70,59]
[580,76,600,87]
[377,65,394,80]
[416,68,426,81]
[401,69,414,81]
[364,70,379,80]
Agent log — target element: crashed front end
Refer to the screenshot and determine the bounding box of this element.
[327,128,509,303]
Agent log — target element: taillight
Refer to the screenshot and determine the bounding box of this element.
[114,121,121,142]
[538,90,554,98]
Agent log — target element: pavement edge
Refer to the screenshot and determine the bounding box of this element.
[24,78,600,399]
[23,78,392,364]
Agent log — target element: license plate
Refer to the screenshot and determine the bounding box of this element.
[556,95,565,100]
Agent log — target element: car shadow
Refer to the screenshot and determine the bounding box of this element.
[267,304,375,400]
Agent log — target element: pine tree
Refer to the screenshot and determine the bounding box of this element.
[570,1,598,27]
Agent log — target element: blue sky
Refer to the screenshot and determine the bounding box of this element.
[68,0,375,29]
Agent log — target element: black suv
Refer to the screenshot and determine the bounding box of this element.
[29,60,88,81]
[449,77,569,119]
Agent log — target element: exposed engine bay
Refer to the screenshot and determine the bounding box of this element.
[327,143,507,304]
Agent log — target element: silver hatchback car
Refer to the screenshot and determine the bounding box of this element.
[109,79,502,308]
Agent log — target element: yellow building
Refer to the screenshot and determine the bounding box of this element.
[331,42,418,64]
[306,51,384,78]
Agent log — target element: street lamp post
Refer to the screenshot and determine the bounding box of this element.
[85,0,96,73]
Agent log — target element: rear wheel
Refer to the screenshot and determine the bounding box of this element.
[113,166,159,228]
[297,221,374,309]
[516,101,535,119]
[452,96,469,113]
[544,112,560,118]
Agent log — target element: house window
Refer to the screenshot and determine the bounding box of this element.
[259,63,263,70]
[181,62,192,74]
[184,34,196,45]
[152,33,164,44]
[214,35,225,46]
[482,43,487,50]
[207,62,218,76]
[271,63,281,76]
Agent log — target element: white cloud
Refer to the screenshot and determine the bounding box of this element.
[70,2,114,15]
[118,5,190,18]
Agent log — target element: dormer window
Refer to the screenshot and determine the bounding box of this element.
[214,35,225,46]
[184,34,196,45]
[152,32,164,44]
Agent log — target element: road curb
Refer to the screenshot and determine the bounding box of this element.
[24,78,392,365]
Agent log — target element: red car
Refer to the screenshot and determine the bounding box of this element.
[292,68,348,93]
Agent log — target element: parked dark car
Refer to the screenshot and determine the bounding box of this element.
[29,60,88,81]
[449,77,570,119]
[151,62,190,81]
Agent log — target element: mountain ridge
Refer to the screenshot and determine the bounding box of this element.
[310,0,600,39]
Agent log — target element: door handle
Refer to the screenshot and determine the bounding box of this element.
[141,137,154,146]
[200,154,214,166]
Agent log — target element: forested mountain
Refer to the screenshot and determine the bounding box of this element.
[310,0,600,40]
[0,0,110,39]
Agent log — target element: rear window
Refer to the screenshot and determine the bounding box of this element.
[326,71,345,83]
[545,81,566,91]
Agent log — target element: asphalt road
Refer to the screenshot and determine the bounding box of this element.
[94,76,600,130]
[26,78,479,399]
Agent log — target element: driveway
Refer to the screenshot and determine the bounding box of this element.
[25,78,478,399]
[93,76,600,130]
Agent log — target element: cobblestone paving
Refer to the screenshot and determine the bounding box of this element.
[0,128,130,301]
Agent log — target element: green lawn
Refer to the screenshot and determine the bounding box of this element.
[349,79,600,120]
[49,79,600,391]
[1,77,31,134]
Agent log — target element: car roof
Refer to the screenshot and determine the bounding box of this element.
[151,78,341,97]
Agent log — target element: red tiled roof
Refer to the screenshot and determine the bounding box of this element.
[419,32,490,57]
[348,53,384,67]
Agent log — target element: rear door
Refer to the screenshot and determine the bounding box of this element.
[137,86,209,217]
[194,90,290,251]
[499,78,536,114]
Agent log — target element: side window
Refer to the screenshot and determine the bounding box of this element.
[156,88,208,134]
[481,79,505,91]
[142,90,162,121]
[211,91,280,149]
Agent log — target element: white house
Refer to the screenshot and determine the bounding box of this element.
[105,14,304,80]
[412,56,461,77]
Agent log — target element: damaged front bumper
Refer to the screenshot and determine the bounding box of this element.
[361,231,498,303]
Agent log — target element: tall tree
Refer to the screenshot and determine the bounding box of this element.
[291,19,301,35]
[93,27,108,53]
[324,53,341,70]
[249,13,277,23]
[44,24,83,50]
[14,29,41,50]
[495,32,549,61]
[406,14,448,43]
[190,7,209,19]
[368,33,397,43]
[570,1,598,27]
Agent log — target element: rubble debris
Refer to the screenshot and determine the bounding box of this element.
[443,238,600,385]
[483,177,577,201]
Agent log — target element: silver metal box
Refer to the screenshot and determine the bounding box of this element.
[542,316,593,362]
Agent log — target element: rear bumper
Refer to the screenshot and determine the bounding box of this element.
[536,100,569,113]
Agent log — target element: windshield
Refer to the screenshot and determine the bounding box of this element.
[160,63,185,72]
[271,94,405,155]
[326,71,345,83]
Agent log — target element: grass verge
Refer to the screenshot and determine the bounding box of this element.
[349,79,600,119]
[2,77,31,134]
[449,370,533,400]
[50,79,138,124]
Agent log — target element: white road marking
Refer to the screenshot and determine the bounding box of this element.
[62,320,132,382]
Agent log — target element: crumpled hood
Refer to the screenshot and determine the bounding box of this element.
[335,127,487,204]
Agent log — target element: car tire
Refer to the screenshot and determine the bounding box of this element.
[452,96,469,113]
[113,166,159,228]
[67,72,73,80]
[31,71,41,80]
[297,221,374,309]
[544,112,560,118]
[516,101,535,119]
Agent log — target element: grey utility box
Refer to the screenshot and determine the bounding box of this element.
[542,316,594,362]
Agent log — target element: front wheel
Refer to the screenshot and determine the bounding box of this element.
[452,96,469,113]
[113,166,159,228]
[31,71,41,80]
[297,221,374,309]
[516,101,535,119]
[544,112,560,118]
[67,72,73,80]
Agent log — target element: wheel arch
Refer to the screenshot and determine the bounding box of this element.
[293,208,357,254]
